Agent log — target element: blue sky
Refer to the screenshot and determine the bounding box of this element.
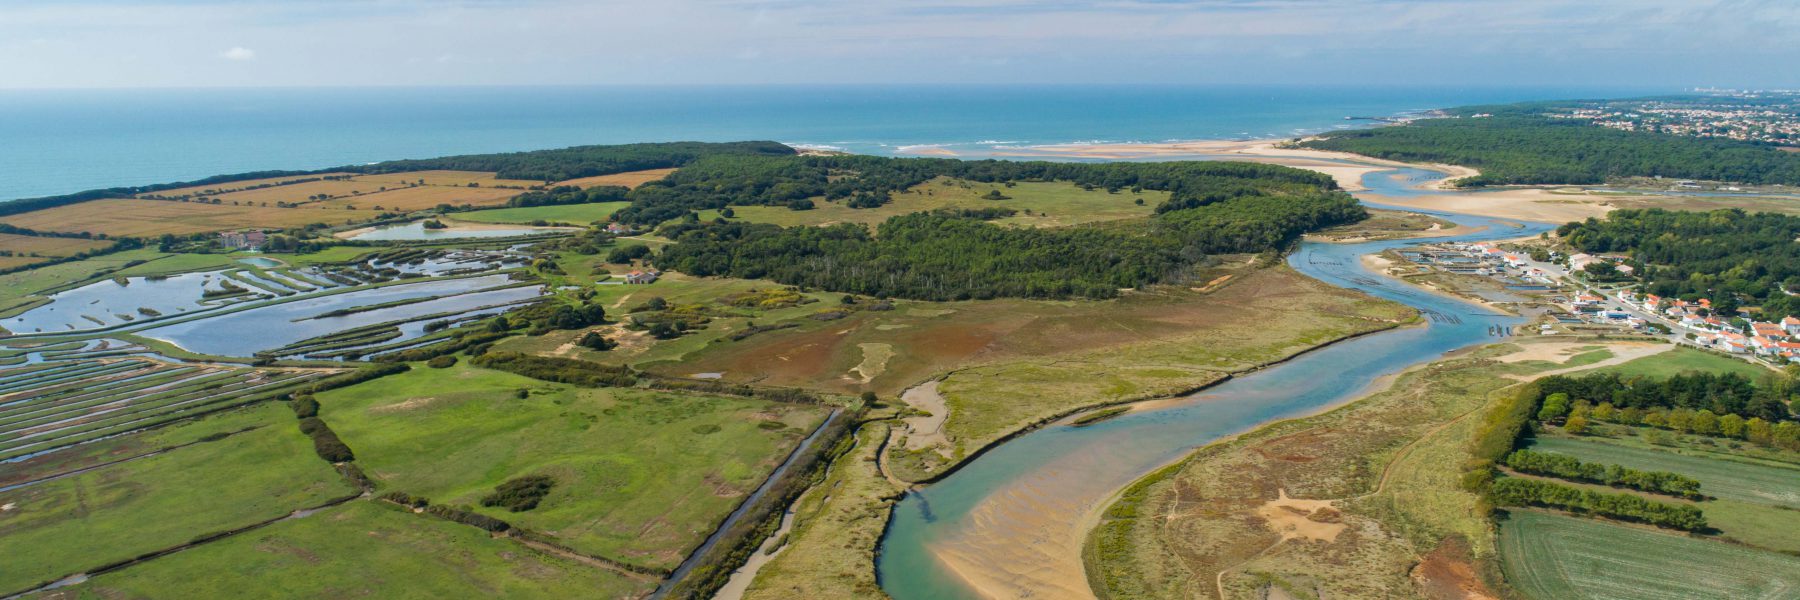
[2,0,1796,88]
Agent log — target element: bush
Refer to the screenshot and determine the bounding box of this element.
[381,491,430,509]
[1490,477,1706,531]
[426,355,458,369]
[470,351,638,388]
[290,394,319,419]
[1504,450,1702,499]
[480,475,557,512]
[425,505,512,532]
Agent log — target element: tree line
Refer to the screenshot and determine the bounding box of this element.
[1489,477,1708,532]
[1535,371,1792,423]
[1299,116,1800,186]
[1503,449,1702,499]
[1557,208,1800,319]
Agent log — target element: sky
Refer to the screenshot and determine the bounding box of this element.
[2,0,1797,89]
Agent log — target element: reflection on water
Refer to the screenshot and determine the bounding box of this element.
[876,167,1552,600]
[345,222,567,241]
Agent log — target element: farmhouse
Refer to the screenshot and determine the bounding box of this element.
[625,269,660,284]
[219,229,267,250]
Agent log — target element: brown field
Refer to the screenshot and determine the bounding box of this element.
[554,168,678,189]
[204,179,395,206]
[311,185,519,211]
[0,256,46,270]
[0,233,113,257]
[139,172,354,199]
[0,199,360,237]
[349,170,544,188]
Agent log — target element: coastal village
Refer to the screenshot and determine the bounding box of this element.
[1399,240,1800,366]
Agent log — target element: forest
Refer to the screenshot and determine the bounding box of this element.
[1298,116,1800,186]
[1557,208,1800,319]
[351,140,794,182]
[651,159,1363,300]
[1533,371,1792,422]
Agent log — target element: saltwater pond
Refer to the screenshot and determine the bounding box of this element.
[139,275,538,357]
[5,272,241,334]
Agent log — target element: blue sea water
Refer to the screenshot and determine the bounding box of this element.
[0,84,1664,201]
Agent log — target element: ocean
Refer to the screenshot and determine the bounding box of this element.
[0,84,1665,202]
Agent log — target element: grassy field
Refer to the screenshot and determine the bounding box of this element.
[0,199,358,237]
[313,185,520,211]
[692,177,1167,229]
[56,501,652,600]
[1086,339,1639,600]
[0,233,113,257]
[0,249,169,306]
[0,403,355,593]
[1498,510,1800,600]
[0,256,46,270]
[1583,346,1773,379]
[555,168,678,189]
[454,202,632,225]
[317,363,829,570]
[349,170,544,188]
[209,179,394,205]
[1526,436,1800,508]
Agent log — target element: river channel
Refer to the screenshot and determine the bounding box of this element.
[875,164,1554,599]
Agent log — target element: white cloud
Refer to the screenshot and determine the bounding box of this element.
[220,46,255,61]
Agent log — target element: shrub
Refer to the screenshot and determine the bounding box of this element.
[470,351,638,387]
[1504,450,1701,499]
[480,475,557,512]
[290,394,319,419]
[1489,477,1706,531]
[426,355,457,369]
[425,505,512,532]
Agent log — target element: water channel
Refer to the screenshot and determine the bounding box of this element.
[876,164,1554,599]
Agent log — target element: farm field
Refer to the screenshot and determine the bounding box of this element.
[312,185,519,211]
[1498,510,1800,600]
[349,169,545,188]
[693,177,1168,228]
[0,232,113,257]
[0,256,45,270]
[56,501,653,600]
[208,179,393,205]
[0,402,356,594]
[140,172,355,199]
[1526,436,1800,508]
[1582,346,1773,379]
[554,167,678,188]
[454,201,632,224]
[0,199,356,237]
[315,363,830,571]
[1086,339,1608,599]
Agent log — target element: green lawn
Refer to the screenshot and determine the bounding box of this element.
[692,177,1167,229]
[454,202,631,225]
[0,403,355,593]
[60,501,652,600]
[1584,346,1773,379]
[316,363,828,570]
[1498,510,1800,600]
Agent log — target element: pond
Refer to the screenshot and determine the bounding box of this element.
[5,272,242,334]
[139,275,540,357]
[342,222,571,241]
[236,257,283,268]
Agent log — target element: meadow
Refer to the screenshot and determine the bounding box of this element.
[141,173,356,199]
[1582,346,1774,379]
[315,363,829,571]
[349,169,545,188]
[0,232,114,257]
[313,185,519,211]
[1498,510,1800,600]
[57,501,653,599]
[0,402,355,594]
[554,167,678,188]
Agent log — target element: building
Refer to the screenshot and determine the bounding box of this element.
[219,230,267,250]
[605,223,633,235]
[624,269,660,284]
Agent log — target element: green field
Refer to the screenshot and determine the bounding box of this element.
[1498,510,1800,600]
[60,501,652,599]
[1584,346,1773,379]
[1527,436,1800,508]
[691,177,1168,229]
[454,202,631,225]
[0,403,355,593]
[316,363,828,570]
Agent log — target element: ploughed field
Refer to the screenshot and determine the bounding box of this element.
[1499,511,1800,600]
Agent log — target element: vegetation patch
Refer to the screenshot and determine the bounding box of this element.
[480,475,558,512]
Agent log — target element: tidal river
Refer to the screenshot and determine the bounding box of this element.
[875,166,1554,599]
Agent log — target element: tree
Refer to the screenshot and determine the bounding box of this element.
[1538,392,1571,422]
[1564,415,1591,435]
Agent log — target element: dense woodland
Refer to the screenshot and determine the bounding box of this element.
[1534,371,1792,422]
[650,158,1363,300]
[1557,208,1800,319]
[351,141,794,182]
[1299,116,1800,186]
